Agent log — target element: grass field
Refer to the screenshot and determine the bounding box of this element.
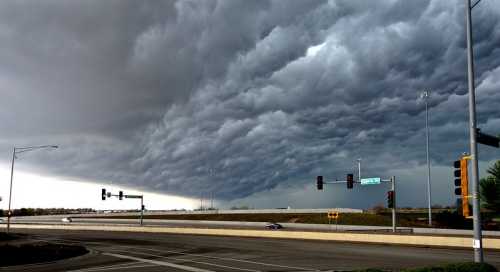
[88,212,442,228]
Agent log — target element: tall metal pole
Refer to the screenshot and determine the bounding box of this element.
[7,148,16,233]
[357,159,361,182]
[140,196,144,226]
[465,0,483,262]
[392,176,396,233]
[424,91,432,226]
[5,145,57,233]
[211,191,214,210]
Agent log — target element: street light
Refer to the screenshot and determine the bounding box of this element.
[466,0,484,262]
[421,91,432,226]
[6,145,58,233]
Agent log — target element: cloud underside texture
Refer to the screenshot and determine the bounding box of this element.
[1,0,500,202]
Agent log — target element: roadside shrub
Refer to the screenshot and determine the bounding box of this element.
[434,211,471,229]
[404,262,497,272]
[371,204,389,215]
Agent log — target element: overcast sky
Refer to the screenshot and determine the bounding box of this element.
[0,0,499,210]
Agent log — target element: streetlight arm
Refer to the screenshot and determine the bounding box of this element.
[471,0,481,9]
[14,145,58,154]
[6,144,58,233]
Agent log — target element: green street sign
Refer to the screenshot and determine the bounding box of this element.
[361,177,381,185]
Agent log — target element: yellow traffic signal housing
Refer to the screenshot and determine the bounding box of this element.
[453,157,470,217]
[460,158,470,217]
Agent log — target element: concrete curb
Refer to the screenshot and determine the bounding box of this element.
[4,223,500,250]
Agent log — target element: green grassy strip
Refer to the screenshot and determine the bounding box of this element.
[0,243,88,267]
[356,262,497,272]
[87,212,448,228]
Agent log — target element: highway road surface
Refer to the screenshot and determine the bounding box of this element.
[3,228,500,271]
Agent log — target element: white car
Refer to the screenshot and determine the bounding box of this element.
[61,217,72,223]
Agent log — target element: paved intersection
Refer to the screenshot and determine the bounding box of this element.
[2,228,500,271]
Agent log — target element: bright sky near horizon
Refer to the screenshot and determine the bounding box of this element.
[0,166,198,210]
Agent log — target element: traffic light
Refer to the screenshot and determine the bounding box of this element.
[453,160,462,195]
[316,176,323,190]
[346,174,354,189]
[453,158,469,217]
[387,190,395,208]
[101,188,106,201]
[119,191,123,200]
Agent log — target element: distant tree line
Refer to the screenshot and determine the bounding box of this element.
[0,208,94,217]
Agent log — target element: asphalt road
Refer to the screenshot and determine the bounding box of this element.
[2,228,500,272]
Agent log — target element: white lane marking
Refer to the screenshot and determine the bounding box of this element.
[32,236,318,271]
[109,249,261,272]
[103,252,215,272]
[116,245,319,271]
[68,263,158,272]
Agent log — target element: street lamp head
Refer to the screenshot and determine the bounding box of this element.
[51,145,58,149]
[420,90,430,99]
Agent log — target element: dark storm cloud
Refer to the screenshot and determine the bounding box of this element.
[1,0,499,207]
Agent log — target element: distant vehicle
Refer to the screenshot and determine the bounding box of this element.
[265,223,283,230]
[61,217,72,223]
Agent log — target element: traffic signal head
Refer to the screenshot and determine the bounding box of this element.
[453,158,470,217]
[453,159,468,196]
[453,160,461,195]
[316,176,323,190]
[119,191,123,200]
[346,174,354,189]
[102,188,106,201]
[387,190,395,208]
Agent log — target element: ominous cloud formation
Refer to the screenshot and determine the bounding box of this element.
[0,0,499,208]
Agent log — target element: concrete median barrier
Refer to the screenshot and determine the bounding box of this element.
[3,223,500,250]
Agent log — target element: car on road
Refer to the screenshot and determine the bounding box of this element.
[265,223,283,230]
[61,217,73,223]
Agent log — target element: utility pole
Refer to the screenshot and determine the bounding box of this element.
[7,148,15,233]
[208,168,215,210]
[210,191,214,210]
[465,0,483,262]
[200,195,203,211]
[422,91,432,226]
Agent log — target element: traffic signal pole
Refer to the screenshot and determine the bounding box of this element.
[102,189,145,226]
[124,195,144,226]
[317,175,397,233]
[141,196,144,225]
[391,176,396,233]
[465,0,483,262]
